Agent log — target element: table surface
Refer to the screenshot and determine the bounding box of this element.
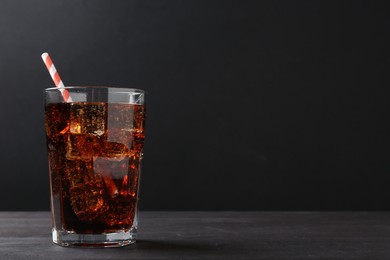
[1,212,390,259]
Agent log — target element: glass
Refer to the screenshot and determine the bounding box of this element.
[44,86,146,247]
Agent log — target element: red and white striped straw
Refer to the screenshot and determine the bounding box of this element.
[41,52,72,102]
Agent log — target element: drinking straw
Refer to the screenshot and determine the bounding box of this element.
[41,52,120,197]
[41,52,73,102]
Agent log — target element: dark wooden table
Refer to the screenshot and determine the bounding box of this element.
[1,212,390,259]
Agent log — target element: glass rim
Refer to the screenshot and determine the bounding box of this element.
[44,86,146,94]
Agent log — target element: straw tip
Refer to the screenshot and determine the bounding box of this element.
[41,52,49,59]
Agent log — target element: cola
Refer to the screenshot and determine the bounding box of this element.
[45,102,145,234]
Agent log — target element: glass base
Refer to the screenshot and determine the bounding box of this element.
[52,228,137,248]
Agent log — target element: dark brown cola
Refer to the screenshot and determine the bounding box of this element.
[45,102,145,234]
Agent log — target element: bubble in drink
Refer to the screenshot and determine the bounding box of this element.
[45,102,145,233]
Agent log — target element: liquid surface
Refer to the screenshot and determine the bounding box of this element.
[45,102,145,233]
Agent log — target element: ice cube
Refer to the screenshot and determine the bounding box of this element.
[107,103,134,133]
[98,197,135,227]
[93,156,129,179]
[106,103,145,150]
[66,160,99,187]
[66,134,96,161]
[45,103,70,144]
[133,105,145,133]
[66,131,130,161]
[70,187,109,222]
[94,156,130,197]
[65,160,109,222]
[70,103,106,135]
[106,129,133,149]
[100,141,130,158]
[93,156,119,198]
[130,132,145,153]
[128,154,141,198]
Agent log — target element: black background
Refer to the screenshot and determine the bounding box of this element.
[0,1,389,211]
